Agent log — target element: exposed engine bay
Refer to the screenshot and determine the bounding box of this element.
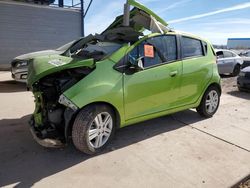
[31,67,93,143]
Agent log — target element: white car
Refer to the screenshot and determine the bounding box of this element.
[215,49,243,76]
[239,50,250,69]
[11,39,78,82]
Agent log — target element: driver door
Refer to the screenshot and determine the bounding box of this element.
[123,35,182,120]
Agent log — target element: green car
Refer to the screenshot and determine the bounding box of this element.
[27,0,221,154]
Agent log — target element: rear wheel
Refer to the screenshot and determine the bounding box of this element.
[72,104,115,155]
[232,64,241,76]
[196,86,220,118]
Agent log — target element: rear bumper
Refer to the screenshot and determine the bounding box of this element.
[29,117,65,148]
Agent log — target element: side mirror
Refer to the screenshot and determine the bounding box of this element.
[137,57,145,70]
[128,56,144,70]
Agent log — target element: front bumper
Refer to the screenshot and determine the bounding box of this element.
[11,67,28,83]
[237,76,250,91]
[29,117,65,148]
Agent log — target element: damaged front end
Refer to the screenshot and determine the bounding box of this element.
[28,57,95,147]
[27,0,169,148]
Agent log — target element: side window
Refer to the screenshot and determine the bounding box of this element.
[182,37,204,58]
[139,40,163,68]
[223,51,233,58]
[216,51,224,59]
[129,35,177,69]
[202,41,208,55]
[148,35,177,62]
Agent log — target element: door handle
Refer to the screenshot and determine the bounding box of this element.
[170,70,178,77]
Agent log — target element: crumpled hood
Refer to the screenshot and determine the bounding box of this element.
[27,54,95,87]
[14,50,63,60]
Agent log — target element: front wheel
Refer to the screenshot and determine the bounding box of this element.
[72,104,115,155]
[196,86,220,118]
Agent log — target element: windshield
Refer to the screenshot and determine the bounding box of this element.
[66,39,122,61]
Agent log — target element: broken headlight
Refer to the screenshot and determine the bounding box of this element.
[58,95,78,111]
[16,61,28,68]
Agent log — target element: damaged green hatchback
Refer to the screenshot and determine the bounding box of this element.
[27,0,221,154]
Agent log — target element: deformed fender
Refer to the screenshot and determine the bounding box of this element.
[63,60,125,127]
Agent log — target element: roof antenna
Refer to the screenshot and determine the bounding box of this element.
[123,0,130,26]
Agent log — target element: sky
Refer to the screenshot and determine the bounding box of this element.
[63,0,250,45]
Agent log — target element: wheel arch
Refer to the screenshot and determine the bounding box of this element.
[64,101,121,141]
[207,82,222,95]
[196,81,221,108]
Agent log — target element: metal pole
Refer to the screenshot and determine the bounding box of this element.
[123,0,130,26]
[80,0,85,37]
[84,0,93,19]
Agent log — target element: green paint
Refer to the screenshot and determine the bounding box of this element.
[28,1,220,132]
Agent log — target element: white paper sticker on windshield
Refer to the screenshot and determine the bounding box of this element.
[48,59,66,67]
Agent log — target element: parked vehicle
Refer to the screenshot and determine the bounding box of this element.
[237,66,250,91]
[239,50,250,69]
[27,0,221,155]
[11,39,79,82]
[215,49,243,76]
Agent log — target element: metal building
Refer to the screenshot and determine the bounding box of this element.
[227,38,250,49]
[0,0,84,70]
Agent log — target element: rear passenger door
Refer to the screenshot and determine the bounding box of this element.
[179,36,212,105]
[222,51,236,73]
[216,50,226,74]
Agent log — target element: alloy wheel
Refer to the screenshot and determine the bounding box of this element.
[205,90,219,114]
[87,112,113,148]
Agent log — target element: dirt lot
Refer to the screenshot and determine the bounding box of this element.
[0,72,249,188]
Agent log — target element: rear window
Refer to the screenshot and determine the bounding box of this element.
[182,37,204,58]
[223,51,233,58]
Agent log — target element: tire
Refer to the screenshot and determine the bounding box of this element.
[72,104,115,155]
[196,86,220,118]
[232,64,241,76]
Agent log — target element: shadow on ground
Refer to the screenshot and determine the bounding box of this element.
[0,80,27,93]
[227,90,250,100]
[0,110,205,188]
[220,74,235,79]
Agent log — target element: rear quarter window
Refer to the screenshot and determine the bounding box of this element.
[202,41,208,55]
[182,36,204,58]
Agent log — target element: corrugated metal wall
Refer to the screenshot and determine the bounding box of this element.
[0,1,81,70]
[227,38,250,49]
